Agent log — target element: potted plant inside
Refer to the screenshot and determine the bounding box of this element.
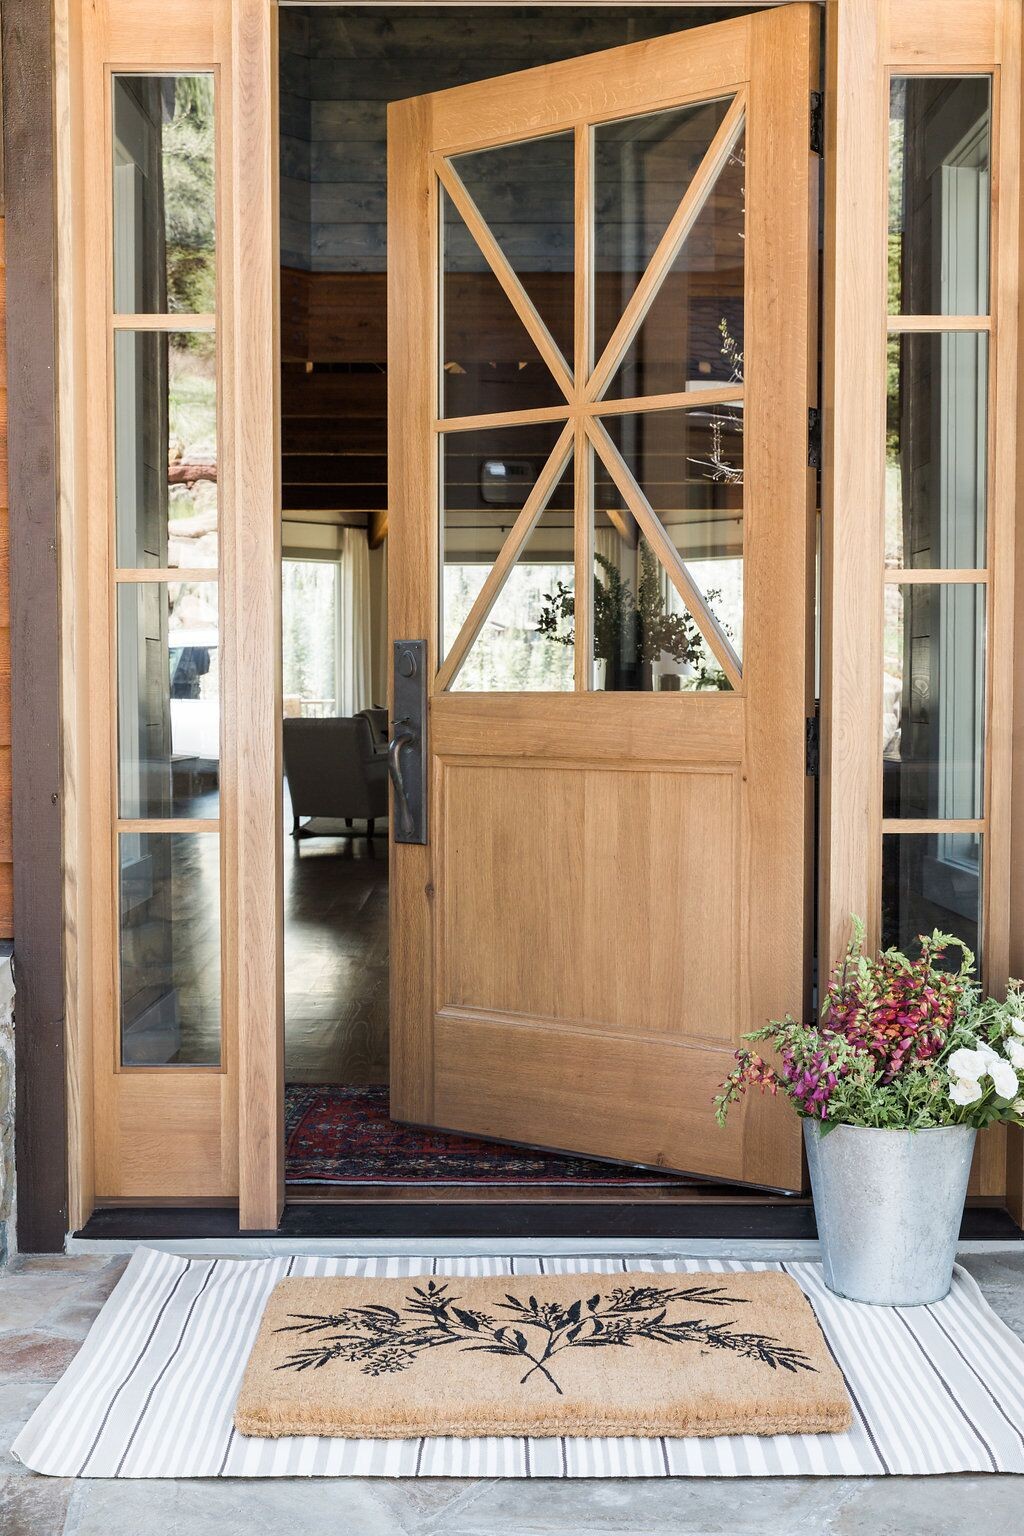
[537,539,718,690]
[715,920,1024,1306]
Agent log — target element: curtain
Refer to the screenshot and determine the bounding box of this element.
[371,540,388,707]
[595,526,620,568]
[337,527,374,716]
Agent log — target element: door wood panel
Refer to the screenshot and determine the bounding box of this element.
[387,6,819,1193]
[439,762,740,1042]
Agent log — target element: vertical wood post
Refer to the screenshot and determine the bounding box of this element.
[3,0,68,1252]
[819,0,888,972]
[233,0,284,1229]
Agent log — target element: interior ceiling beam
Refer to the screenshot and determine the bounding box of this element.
[368,508,389,549]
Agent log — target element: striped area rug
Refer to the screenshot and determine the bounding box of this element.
[12,1248,1024,1478]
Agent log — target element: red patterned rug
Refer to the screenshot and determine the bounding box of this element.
[284,1083,687,1186]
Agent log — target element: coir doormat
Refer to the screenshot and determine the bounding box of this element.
[13,1250,1024,1477]
[234,1269,850,1440]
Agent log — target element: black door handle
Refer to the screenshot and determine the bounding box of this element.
[387,721,417,841]
[390,640,428,843]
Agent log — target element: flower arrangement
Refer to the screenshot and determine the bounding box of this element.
[714,919,1024,1133]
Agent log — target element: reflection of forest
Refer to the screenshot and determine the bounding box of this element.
[161,78,218,579]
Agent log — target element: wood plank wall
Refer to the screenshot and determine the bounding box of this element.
[279,7,749,271]
[0,217,11,939]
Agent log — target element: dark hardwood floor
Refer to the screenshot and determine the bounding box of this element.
[284,817,389,1084]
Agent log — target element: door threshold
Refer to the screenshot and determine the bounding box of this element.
[71,1200,1023,1245]
[283,1183,810,1205]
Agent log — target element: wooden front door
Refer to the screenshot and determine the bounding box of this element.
[388,5,818,1191]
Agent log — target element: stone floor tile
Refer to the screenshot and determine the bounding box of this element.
[423,1474,861,1535]
[0,1276,87,1334]
[957,1252,1024,1286]
[0,1332,82,1385]
[829,1474,1021,1534]
[42,1266,128,1342]
[38,1301,106,1345]
[0,1378,56,1472]
[958,1256,1024,1336]
[0,1470,74,1536]
[68,1475,484,1536]
[7,1257,115,1277]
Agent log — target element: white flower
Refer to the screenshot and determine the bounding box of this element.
[990,1058,1019,1101]
[950,1078,983,1106]
[1013,1097,1024,1117]
[1009,1017,1024,1037]
[1007,1039,1024,1071]
[976,1040,1001,1063]
[949,1047,989,1081]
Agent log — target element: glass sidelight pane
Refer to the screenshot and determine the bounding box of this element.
[442,189,567,417]
[882,583,985,821]
[113,73,216,315]
[593,406,743,664]
[882,832,982,972]
[115,330,218,569]
[888,76,990,316]
[594,97,734,370]
[120,831,221,1065]
[452,132,575,366]
[603,127,746,401]
[885,332,987,569]
[118,581,220,819]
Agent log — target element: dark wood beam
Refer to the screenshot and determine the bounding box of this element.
[3,0,67,1252]
[282,485,389,513]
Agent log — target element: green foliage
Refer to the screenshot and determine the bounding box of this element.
[537,539,717,676]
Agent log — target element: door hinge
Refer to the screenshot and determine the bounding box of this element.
[807,406,822,469]
[810,90,824,156]
[805,714,821,778]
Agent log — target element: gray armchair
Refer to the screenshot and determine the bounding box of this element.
[356,706,389,750]
[283,716,388,840]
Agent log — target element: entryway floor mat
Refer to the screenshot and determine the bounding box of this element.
[233,1268,851,1441]
[13,1249,1024,1477]
[283,1083,690,1186]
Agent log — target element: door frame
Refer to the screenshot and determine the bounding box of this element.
[5,0,1022,1247]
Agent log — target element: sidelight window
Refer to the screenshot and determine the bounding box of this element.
[882,75,992,967]
[111,73,222,1065]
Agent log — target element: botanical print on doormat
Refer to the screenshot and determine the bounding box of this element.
[234,1270,851,1439]
[283,1083,690,1185]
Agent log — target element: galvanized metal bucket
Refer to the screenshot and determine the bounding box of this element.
[803,1120,977,1306]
